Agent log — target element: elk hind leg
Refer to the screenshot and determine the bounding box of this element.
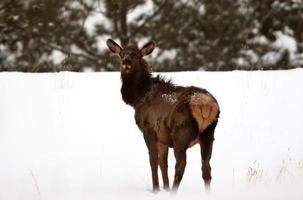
[199,121,216,190]
[172,148,187,192]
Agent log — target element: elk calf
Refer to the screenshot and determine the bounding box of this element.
[107,39,220,192]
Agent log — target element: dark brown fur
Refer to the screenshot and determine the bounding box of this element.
[107,39,220,192]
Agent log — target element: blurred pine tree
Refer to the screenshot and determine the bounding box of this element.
[0,0,302,72]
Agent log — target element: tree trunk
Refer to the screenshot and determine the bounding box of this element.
[120,0,129,47]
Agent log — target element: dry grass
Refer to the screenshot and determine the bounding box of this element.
[247,161,264,184]
[246,159,303,185]
[29,168,42,200]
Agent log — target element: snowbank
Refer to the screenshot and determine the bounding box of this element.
[0,69,303,200]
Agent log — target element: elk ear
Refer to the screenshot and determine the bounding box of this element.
[106,39,122,54]
[140,40,156,56]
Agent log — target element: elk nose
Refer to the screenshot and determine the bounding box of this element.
[122,58,131,71]
[122,58,131,65]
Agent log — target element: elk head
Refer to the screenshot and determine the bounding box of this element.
[106,39,156,74]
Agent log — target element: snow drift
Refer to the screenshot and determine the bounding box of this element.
[0,69,303,200]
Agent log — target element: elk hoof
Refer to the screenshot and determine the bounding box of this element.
[204,180,211,192]
[163,185,170,191]
[152,186,160,194]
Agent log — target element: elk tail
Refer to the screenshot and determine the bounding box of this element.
[189,92,219,133]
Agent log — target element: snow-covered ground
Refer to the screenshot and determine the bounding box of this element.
[0,69,303,200]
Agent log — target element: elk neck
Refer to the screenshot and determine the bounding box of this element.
[120,59,152,107]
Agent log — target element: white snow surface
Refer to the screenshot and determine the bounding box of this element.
[0,70,303,200]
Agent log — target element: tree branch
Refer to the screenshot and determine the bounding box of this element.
[130,0,169,38]
[91,10,107,15]
[40,39,97,62]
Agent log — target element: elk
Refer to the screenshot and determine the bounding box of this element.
[106,39,220,193]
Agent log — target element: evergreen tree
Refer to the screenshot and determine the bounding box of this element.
[0,0,302,72]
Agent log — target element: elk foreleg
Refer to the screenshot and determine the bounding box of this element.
[157,142,169,190]
[143,131,159,192]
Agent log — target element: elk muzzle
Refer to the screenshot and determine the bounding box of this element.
[122,59,132,72]
[122,64,131,69]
